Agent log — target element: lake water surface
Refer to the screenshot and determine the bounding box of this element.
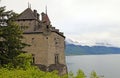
[66,54,120,78]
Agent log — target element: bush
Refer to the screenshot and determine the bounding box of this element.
[0,66,102,78]
[0,67,61,78]
[15,53,32,69]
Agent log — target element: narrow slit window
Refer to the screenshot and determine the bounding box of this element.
[55,54,59,64]
[32,54,35,64]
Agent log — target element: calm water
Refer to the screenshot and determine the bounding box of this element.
[66,54,120,78]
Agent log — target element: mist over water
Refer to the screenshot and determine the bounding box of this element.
[66,54,120,78]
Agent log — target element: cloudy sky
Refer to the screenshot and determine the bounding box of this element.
[1,0,120,47]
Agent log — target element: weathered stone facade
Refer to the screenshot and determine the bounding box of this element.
[15,8,67,75]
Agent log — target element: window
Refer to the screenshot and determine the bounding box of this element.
[46,25,49,29]
[32,54,35,64]
[54,37,59,46]
[31,38,34,43]
[20,26,28,30]
[33,57,35,64]
[55,42,58,44]
[55,54,59,64]
[46,37,48,39]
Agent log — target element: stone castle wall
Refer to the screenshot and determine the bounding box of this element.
[23,33,49,65]
[15,8,67,75]
[22,32,66,66]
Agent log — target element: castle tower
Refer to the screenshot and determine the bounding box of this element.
[15,7,67,75]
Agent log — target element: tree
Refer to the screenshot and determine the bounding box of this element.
[0,6,28,66]
[90,71,100,78]
[75,69,86,78]
[0,6,13,26]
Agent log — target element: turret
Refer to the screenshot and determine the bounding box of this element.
[41,12,51,25]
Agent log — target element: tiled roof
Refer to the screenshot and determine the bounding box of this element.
[17,8,36,20]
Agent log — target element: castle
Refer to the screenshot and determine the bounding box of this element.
[15,7,67,75]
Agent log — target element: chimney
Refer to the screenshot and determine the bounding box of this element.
[41,12,51,25]
[41,12,46,22]
[37,13,40,20]
[34,10,37,19]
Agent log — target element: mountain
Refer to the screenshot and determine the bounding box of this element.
[65,39,120,55]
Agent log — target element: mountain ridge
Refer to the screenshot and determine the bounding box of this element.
[65,39,120,55]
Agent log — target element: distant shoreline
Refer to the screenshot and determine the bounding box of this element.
[65,53,120,56]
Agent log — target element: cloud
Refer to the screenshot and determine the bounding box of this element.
[1,0,120,47]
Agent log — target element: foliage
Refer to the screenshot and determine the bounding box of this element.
[0,22,28,66]
[3,53,32,69]
[0,6,13,26]
[0,67,102,78]
[15,53,32,69]
[0,5,103,78]
[0,6,18,22]
[75,70,86,78]
[90,71,100,78]
[0,6,28,67]
[69,69,101,78]
[69,71,75,78]
[0,67,61,78]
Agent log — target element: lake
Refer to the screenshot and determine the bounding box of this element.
[66,54,120,78]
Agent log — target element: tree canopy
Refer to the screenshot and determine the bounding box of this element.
[0,6,28,66]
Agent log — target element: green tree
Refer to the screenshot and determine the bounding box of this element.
[0,6,13,25]
[0,6,28,67]
[15,53,32,69]
[75,69,86,78]
[90,71,99,78]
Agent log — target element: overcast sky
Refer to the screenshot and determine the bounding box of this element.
[1,0,120,47]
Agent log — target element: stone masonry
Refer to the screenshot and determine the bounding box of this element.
[15,7,67,75]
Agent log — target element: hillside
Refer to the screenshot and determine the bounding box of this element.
[65,39,120,55]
